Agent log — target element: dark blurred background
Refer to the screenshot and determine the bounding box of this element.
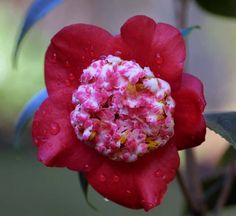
[0,0,235,215]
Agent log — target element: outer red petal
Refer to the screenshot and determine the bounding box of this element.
[150,23,186,90]
[32,89,103,172]
[111,15,186,90]
[45,24,113,95]
[173,73,206,150]
[85,142,179,211]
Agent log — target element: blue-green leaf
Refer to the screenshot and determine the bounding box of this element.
[14,88,48,147]
[205,112,236,149]
[195,0,236,18]
[181,25,200,38]
[13,0,63,66]
[78,172,97,211]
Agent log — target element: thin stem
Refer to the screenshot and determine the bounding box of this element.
[186,149,207,216]
[214,161,235,216]
[177,170,197,211]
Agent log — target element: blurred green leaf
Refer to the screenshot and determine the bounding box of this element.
[195,0,236,17]
[14,88,48,147]
[218,146,236,167]
[205,112,236,149]
[78,173,97,211]
[13,0,63,67]
[181,25,200,38]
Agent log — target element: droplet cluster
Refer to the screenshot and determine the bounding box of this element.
[70,55,175,162]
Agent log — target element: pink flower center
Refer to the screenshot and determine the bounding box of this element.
[70,55,175,162]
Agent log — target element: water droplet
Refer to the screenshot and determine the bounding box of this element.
[65,60,70,67]
[99,174,106,182]
[115,51,122,56]
[154,169,161,177]
[141,200,154,209]
[34,138,39,145]
[43,129,47,135]
[84,164,90,171]
[156,53,164,65]
[81,56,85,61]
[52,53,57,62]
[50,122,60,135]
[126,190,131,195]
[113,175,119,182]
[65,79,71,86]
[90,51,94,57]
[104,197,110,202]
[162,175,167,180]
[42,110,46,116]
[147,203,154,209]
[69,73,75,81]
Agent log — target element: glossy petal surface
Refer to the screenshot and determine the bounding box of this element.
[32,89,102,171]
[86,142,179,211]
[173,73,206,150]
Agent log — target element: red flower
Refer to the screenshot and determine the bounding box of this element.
[32,15,206,211]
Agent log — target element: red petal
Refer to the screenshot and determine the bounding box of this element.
[173,73,206,150]
[32,89,102,172]
[149,23,186,90]
[85,142,179,211]
[111,15,156,67]
[45,24,113,95]
[112,17,185,90]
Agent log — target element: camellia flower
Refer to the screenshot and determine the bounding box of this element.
[32,15,206,211]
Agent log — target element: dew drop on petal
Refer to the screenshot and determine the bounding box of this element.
[99,174,106,182]
[84,164,90,171]
[162,175,167,180]
[52,53,57,62]
[65,79,71,86]
[156,53,164,65]
[34,138,39,145]
[65,60,70,67]
[113,175,119,182]
[126,190,131,195]
[147,203,154,209]
[69,73,75,81]
[114,50,122,56]
[50,122,60,135]
[154,169,161,177]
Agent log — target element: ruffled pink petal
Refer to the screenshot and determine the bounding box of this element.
[32,89,103,172]
[85,142,179,211]
[173,73,206,150]
[45,24,113,95]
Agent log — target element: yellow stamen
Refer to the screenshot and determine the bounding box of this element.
[136,83,144,91]
[89,131,96,141]
[146,137,159,151]
[127,83,136,94]
[119,131,128,144]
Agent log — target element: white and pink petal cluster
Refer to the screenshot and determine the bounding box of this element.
[70,55,175,162]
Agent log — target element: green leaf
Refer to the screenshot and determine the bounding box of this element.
[218,146,236,167]
[13,0,63,67]
[195,0,236,17]
[78,173,97,211]
[205,112,236,149]
[181,25,200,38]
